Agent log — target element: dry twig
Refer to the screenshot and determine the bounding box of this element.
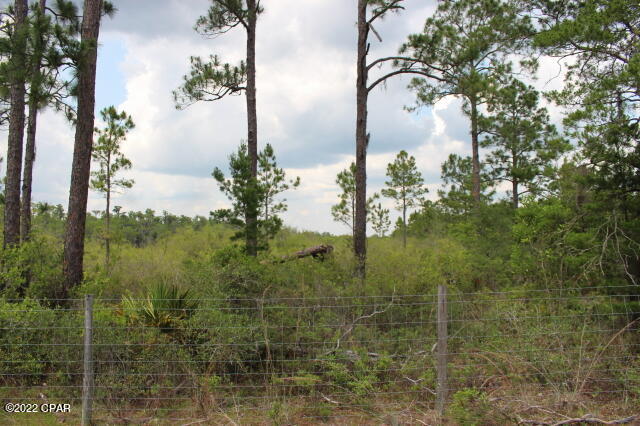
[519,414,638,425]
[324,292,396,355]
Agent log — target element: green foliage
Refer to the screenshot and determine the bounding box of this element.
[405,200,441,237]
[23,0,79,119]
[116,208,163,248]
[399,0,535,205]
[382,150,427,210]
[330,162,379,238]
[369,197,391,237]
[417,237,475,291]
[90,106,135,196]
[173,54,247,108]
[447,388,492,425]
[0,299,82,387]
[212,142,260,245]
[512,190,639,289]
[481,77,570,207]
[381,150,427,246]
[1,207,639,422]
[0,237,64,299]
[0,0,87,123]
[123,282,198,331]
[366,0,405,19]
[212,142,299,252]
[90,106,135,265]
[331,162,357,236]
[320,352,391,405]
[267,401,286,425]
[195,0,263,37]
[534,0,640,206]
[210,246,272,299]
[400,0,533,108]
[438,154,494,215]
[258,142,300,227]
[173,0,263,109]
[0,0,29,119]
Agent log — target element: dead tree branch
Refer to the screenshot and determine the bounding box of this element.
[518,414,638,425]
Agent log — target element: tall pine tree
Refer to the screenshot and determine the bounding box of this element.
[21,0,81,241]
[3,0,28,248]
[353,0,436,276]
[481,77,569,208]
[174,0,263,256]
[90,106,135,268]
[62,0,111,293]
[400,0,533,204]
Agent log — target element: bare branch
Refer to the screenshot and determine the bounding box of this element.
[518,414,638,425]
[368,68,446,93]
[369,23,382,42]
[325,294,395,355]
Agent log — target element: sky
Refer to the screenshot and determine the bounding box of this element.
[1,0,566,235]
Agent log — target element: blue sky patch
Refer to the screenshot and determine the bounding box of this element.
[95,35,128,112]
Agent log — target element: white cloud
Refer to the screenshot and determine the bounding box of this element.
[100,0,448,235]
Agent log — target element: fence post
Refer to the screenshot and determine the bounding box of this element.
[436,285,448,416]
[82,294,94,426]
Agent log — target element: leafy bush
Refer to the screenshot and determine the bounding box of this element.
[0,299,82,392]
[0,237,64,300]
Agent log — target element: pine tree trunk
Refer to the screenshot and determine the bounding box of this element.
[21,0,47,243]
[354,0,368,278]
[105,185,110,269]
[351,193,356,244]
[245,0,259,256]
[470,97,481,204]
[512,149,518,209]
[105,151,111,269]
[18,106,37,295]
[4,0,28,248]
[21,99,37,243]
[62,0,103,294]
[402,202,407,249]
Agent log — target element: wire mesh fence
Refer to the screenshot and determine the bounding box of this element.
[0,285,638,424]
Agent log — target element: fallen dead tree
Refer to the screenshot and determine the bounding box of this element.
[263,244,334,264]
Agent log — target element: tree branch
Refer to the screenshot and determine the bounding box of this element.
[367,0,404,25]
[325,295,395,355]
[367,56,422,71]
[368,68,446,93]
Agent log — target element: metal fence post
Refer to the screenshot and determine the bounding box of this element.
[82,294,94,426]
[436,285,448,416]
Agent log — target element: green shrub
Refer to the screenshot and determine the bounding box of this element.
[0,238,64,300]
[447,388,492,426]
[0,299,82,392]
[122,282,198,331]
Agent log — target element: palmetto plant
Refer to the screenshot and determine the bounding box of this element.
[123,283,198,332]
